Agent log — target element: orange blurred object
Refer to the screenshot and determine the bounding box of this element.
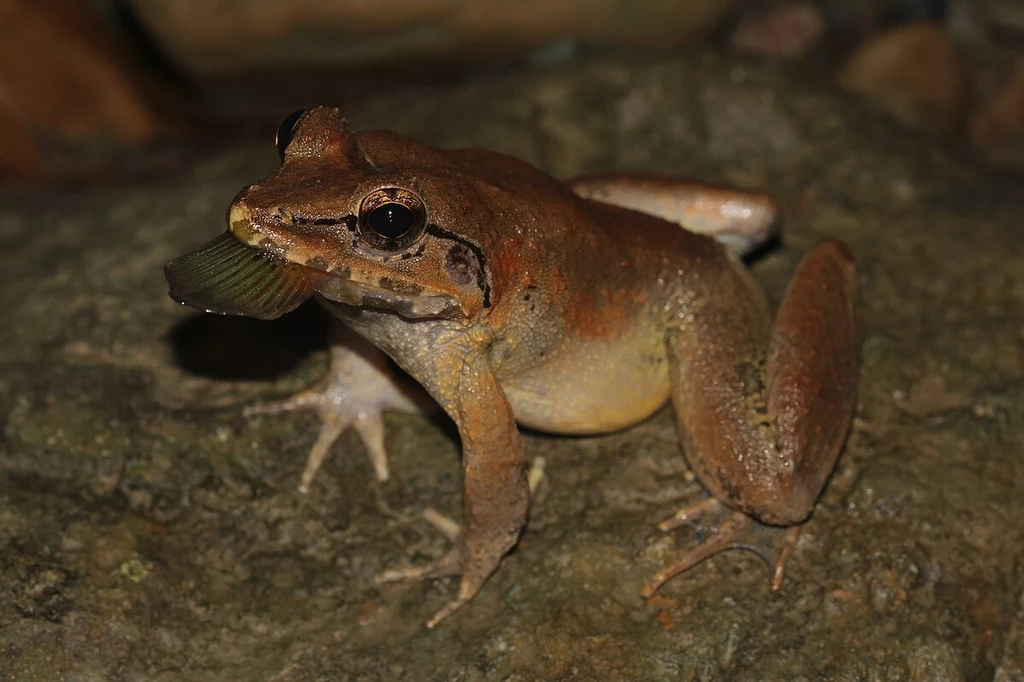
[729,1,825,59]
[969,53,1024,167]
[0,0,171,179]
[838,22,969,135]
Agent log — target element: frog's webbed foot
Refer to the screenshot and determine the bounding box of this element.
[641,497,802,598]
[245,324,434,493]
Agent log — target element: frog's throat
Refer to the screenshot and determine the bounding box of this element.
[165,232,462,321]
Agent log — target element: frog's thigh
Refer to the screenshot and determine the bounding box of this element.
[667,240,858,524]
[568,174,779,257]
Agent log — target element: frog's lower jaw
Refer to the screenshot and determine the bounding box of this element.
[315,282,463,320]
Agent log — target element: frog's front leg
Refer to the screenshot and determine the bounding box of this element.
[645,240,857,596]
[569,174,779,258]
[245,322,434,492]
[377,351,529,628]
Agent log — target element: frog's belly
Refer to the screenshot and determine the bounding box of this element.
[502,345,671,435]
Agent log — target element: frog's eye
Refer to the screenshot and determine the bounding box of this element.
[275,109,308,159]
[357,188,427,251]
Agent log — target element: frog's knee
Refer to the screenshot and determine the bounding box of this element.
[733,477,818,527]
[749,504,812,527]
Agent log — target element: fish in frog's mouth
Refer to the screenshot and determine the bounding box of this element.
[164,232,462,320]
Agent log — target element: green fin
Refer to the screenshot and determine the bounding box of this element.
[164,233,316,320]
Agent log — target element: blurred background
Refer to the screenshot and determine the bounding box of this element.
[3,0,1023,181]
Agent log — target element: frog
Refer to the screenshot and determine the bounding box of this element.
[165,106,858,627]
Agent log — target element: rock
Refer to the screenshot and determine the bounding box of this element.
[838,22,968,134]
[1,50,1022,680]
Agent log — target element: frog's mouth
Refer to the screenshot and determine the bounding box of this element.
[164,232,461,320]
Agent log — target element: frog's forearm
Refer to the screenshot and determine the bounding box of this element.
[426,357,529,627]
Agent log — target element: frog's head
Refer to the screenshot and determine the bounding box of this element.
[165,106,491,321]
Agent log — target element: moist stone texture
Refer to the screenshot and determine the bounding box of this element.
[2,51,1022,681]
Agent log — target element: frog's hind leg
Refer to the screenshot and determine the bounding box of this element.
[649,239,857,594]
[568,174,779,258]
[245,322,435,492]
[641,497,802,598]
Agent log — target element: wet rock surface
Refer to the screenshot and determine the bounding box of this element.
[1,51,1022,681]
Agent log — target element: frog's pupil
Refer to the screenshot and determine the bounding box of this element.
[367,203,414,239]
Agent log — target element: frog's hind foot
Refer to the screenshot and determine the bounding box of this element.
[641,497,802,598]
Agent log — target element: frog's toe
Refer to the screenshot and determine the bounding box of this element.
[375,545,463,585]
[377,548,504,628]
[425,583,478,628]
[655,495,731,533]
[379,564,481,628]
[299,405,389,492]
[642,497,803,597]
[244,381,396,492]
[243,388,318,417]
[642,506,752,598]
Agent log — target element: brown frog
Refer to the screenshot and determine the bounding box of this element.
[165,106,858,627]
